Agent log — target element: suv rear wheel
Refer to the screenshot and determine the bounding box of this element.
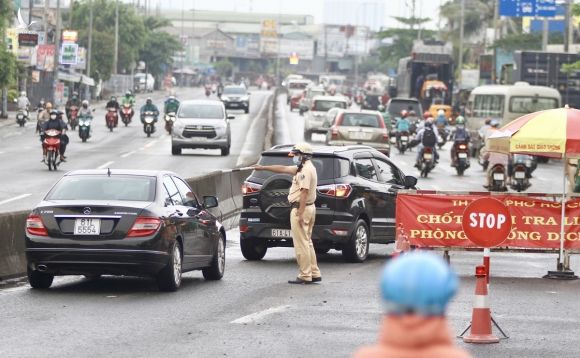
[240,238,267,260]
[342,219,369,263]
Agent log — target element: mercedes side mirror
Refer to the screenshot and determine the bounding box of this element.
[404,175,418,189]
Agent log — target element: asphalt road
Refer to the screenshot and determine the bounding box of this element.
[1,94,579,358]
[0,87,273,213]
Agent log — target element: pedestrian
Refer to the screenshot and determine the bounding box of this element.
[354,252,471,358]
[253,143,322,284]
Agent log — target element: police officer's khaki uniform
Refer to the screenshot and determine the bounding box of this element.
[288,160,321,281]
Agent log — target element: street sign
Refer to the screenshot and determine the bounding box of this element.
[462,198,512,248]
[499,0,556,18]
[60,43,78,65]
[18,32,38,47]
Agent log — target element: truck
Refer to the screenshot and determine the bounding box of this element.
[509,51,580,107]
[396,40,454,110]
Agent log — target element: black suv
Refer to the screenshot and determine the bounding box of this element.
[239,145,417,262]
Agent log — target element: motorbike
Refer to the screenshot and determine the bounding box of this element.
[511,155,533,192]
[142,111,156,137]
[205,87,211,97]
[397,131,410,154]
[453,141,471,176]
[164,112,176,134]
[16,109,28,127]
[43,129,61,171]
[78,114,92,142]
[105,108,118,132]
[121,104,133,126]
[436,125,448,149]
[488,164,508,192]
[68,106,79,130]
[418,146,436,178]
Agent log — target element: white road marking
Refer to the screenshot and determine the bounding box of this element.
[230,305,291,324]
[0,193,32,206]
[97,161,115,169]
[121,150,136,158]
[144,140,158,148]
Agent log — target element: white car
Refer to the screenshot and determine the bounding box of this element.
[303,95,349,141]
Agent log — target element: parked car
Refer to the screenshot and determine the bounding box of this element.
[134,73,155,93]
[221,85,250,113]
[239,145,417,263]
[299,85,326,115]
[171,99,233,156]
[325,109,391,157]
[386,97,423,119]
[25,169,226,292]
[304,95,349,141]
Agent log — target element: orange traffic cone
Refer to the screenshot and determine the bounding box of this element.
[463,265,500,344]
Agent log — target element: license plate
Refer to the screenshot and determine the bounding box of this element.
[423,153,433,160]
[458,153,468,158]
[493,173,504,181]
[350,132,368,140]
[230,103,239,107]
[390,137,397,144]
[271,229,291,238]
[515,171,525,179]
[74,218,101,235]
[401,136,408,141]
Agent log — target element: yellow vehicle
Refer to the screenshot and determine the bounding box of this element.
[429,103,453,120]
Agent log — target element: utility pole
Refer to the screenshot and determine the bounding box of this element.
[43,0,49,33]
[113,0,119,75]
[457,0,465,89]
[564,0,571,52]
[53,0,62,105]
[542,18,549,51]
[567,0,574,53]
[86,0,94,100]
[492,0,499,83]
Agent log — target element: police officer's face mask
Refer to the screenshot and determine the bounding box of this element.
[292,155,302,166]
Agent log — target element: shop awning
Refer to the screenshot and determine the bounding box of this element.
[57,72,96,86]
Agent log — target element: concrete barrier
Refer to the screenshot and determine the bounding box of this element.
[0,211,30,280]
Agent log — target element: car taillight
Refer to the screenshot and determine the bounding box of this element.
[127,217,162,237]
[382,133,389,141]
[331,128,339,140]
[242,181,262,195]
[26,214,48,236]
[317,184,352,198]
[240,224,249,233]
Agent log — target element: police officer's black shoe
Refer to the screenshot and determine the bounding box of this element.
[312,277,322,283]
[288,278,313,285]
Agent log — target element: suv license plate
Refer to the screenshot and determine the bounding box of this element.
[74,218,101,235]
[271,229,291,238]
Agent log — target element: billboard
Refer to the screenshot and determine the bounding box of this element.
[60,43,79,65]
[499,0,556,18]
[36,44,56,71]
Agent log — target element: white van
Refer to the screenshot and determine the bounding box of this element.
[467,82,561,133]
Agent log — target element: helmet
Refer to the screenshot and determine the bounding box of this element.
[49,109,59,119]
[409,110,416,117]
[455,116,465,125]
[377,104,385,112]
[423,111,432,119]
[485,118,492,125]
[82,100,89,107]
[490,119,500,128]
[125,91,131,96]
[425,120,433,128]
[400,110,408,118]
[289,143,313,156]
[45,102,53,110]
[146,97,152,104]
[20,91,26,96]
[380,252,458,316]
[437,109,445,117]
[169,95,176,100]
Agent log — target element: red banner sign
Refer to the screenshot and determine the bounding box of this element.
[396,194,580,250]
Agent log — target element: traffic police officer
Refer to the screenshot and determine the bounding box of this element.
[253,143,322,284]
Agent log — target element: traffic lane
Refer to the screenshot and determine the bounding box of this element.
[0,89,272,212]
[278,100,565,194]
[2,232,580,358]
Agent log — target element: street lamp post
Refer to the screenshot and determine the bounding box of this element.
[85,0,93,100]
[52,0,62,105]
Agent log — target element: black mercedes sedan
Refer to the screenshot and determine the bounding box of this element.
[25,169,226,292]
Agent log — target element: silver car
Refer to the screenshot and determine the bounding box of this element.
[171,100,233,156]
[303,95,349,141]
[326,110,390,157]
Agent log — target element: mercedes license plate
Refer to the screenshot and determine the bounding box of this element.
[493,173,504,181]
[515,171,526,179]
[458,153,468,158]
[74,218,101,235]
[271,229,291,238]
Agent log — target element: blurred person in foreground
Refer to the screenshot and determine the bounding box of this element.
[354,252,471,358]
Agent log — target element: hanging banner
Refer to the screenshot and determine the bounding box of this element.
[60,43,78,65]
[396,193,580,250]
[37,44,55,71]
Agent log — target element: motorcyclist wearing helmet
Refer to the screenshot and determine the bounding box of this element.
[354,252,471,358]
[253,143,322,285]
[435,108,448,127]
[414,120,441,168]
[16,91,30,112]
[140,98,159,122]
[164,95,180,115]
[42,109,68,162]
[106,96,120,111]
[121,91,135,107]
[78,100,93,119]
[478,118,492,139]
[395,110,411,143]
[449,116,471,167]
[37,102,53,134]
[481,119,511,188]
[65,92,81,120]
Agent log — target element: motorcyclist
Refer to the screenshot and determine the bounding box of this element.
[483,150,511,189]
[65,92,81,120]
[395,110,411,144]
[164,95,180,114]
[414,120,441,168]
[36,98,46,113]
[354,252,471,358]
[449,116,471,167]
[37,102,53,134]
[78,100,93,119]
[217,82,224,97]
[478,118,492,139]
[140,97,159,122]
[106,96,120,111]
[16,91,30,116]
[42,109,68,162]
[121,91,135,119]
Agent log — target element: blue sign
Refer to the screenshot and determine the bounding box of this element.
[499,0,556,18]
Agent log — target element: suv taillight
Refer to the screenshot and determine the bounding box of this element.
[127,217,162,237]
[382,133,389,142]
[26,214,48,236]
[317,184,352,198]
[242,181,262,195]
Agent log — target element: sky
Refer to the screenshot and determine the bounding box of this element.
[147,0,442,30]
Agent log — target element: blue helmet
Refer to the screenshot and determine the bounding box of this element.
[380,252,458,316]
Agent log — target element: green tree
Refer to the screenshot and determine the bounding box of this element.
[376,28,435,69]
[138,16,181,81]
[0,0,16,89]
[213,60,234,78]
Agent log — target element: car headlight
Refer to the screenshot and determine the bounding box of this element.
[173,120,184,131]
[241,96,249,102]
